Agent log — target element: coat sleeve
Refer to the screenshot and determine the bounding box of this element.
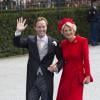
[82,38,93,82]
[55,42,64,72]
[13,35,28,48]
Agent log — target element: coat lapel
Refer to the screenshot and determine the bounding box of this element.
[33,36,40,62]
[47,36,53,55]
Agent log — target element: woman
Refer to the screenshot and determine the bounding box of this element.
[56,18,93,100]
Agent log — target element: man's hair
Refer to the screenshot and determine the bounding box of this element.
[34,17,48,26]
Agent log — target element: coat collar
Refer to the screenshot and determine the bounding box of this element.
[65,35,78,44]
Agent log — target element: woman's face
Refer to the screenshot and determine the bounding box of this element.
[62,25,75,41]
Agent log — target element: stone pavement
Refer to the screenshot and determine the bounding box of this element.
[0,45,100,100]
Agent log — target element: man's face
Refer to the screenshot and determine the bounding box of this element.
[35,20,47,38]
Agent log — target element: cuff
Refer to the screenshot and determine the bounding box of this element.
[15,30,21,36]
[55,67,59,73]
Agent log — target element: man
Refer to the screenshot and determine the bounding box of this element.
[13,17,63,100]
[87,4,100,46]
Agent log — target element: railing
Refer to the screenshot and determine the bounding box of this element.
[0,0,100,11]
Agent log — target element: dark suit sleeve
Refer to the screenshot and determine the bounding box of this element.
[13,35,28,48]
[55,42,64,72]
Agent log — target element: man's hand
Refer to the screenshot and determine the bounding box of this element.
[48,64,58,73]
[83,76,90,84]
[16,17,28,32]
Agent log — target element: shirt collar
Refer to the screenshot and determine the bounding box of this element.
[37,35,48,43]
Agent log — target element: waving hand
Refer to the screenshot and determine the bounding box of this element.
[16,17,28,32]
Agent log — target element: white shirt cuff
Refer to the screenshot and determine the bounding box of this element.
[55,67,59,73]
[15,30,21,36]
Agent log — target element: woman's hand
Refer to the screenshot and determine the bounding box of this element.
[47,64,58,73]
[83,76,90,84]
[16,17,28,32]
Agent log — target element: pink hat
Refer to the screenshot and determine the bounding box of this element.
[58,18,77,33]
